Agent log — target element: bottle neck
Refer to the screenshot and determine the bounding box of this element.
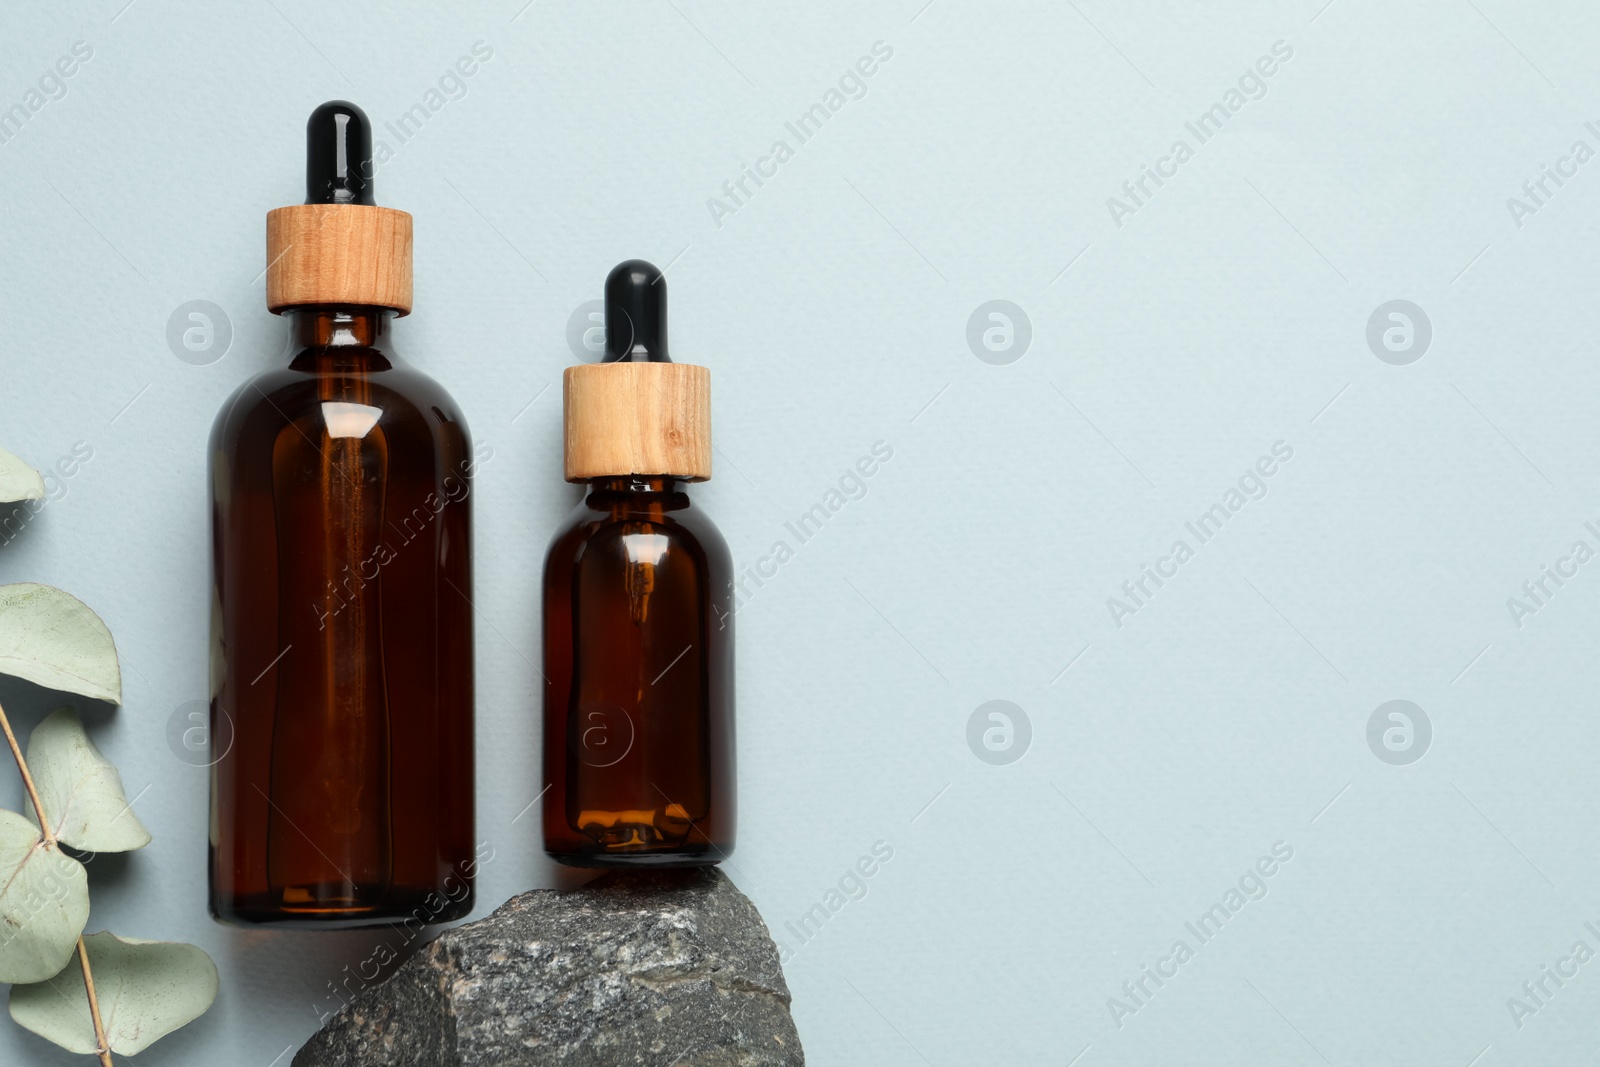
[284,306,396,368]
[584,476,687,517]
[588,476,681,495]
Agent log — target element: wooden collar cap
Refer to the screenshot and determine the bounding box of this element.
[564,362,711,482]
[265,203,413,315]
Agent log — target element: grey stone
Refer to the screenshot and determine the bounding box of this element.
[294,868,803,1067]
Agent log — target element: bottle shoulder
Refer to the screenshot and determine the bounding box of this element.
[545,491,730,569]
[209,357,470,457]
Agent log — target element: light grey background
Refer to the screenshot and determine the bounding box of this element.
[0,1,1595,1063]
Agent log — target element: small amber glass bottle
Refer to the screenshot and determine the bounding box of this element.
[209,102,477,926]
[542,260,735,867]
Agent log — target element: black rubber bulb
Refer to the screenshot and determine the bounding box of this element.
[305,100,375,206]
[604,259,670,363]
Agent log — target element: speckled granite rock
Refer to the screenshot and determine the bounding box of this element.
[294,868,803,1067]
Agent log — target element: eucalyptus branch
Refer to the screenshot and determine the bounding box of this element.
[0,699,113,1067]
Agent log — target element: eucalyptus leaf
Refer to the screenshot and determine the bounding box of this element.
[0,584,121,705]
[22,708,150,853]
[0,448,44,504]
[0,809,89,984]
[9,931,219,1056]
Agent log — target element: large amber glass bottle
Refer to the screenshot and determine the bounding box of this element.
[543,261,735,867]
[210,102,476,926]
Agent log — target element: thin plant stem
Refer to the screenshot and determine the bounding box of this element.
[75,939,113,1067]
[0,699,114,1066]
[0,698,52,846]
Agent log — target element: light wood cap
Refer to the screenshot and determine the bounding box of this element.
[564,362,711,482]
[265,204,413,315]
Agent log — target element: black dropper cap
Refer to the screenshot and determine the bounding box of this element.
[604,259,670,363]
[305,101,374,206]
